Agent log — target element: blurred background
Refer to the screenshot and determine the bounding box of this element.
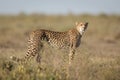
[0,0,120,80]
[0,0,120,15]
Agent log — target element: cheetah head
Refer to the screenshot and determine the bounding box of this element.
[76,22,88,35]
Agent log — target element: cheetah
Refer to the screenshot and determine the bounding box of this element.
[10,22,88,65]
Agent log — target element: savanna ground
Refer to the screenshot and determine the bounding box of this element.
[0,13,120,80]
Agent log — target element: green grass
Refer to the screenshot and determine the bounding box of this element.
[0,14,120,80]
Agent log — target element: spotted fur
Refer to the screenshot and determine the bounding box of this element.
[10,22,88,65]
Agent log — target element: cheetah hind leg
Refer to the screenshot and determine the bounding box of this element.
[36,45,45,71]
[36,53,43,72]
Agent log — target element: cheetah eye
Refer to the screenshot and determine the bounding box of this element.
[80,23,83,26]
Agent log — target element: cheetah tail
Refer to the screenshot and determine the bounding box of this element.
[10,56,22,63]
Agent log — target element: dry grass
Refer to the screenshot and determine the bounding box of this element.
[0,14,120,80]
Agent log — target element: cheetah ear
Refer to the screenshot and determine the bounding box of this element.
[75,22,78,26]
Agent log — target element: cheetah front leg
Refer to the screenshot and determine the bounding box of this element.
[67,45,76,79]
[68,40,76,65]
[69,48,75,65]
